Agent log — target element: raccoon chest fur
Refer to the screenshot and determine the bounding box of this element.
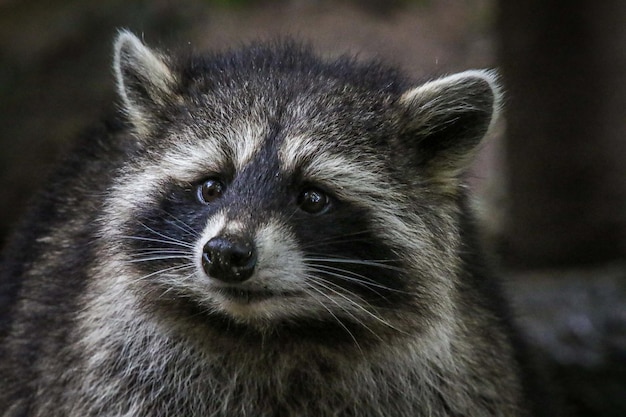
[0,31,532,417]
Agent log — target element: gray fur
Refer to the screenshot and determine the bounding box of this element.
[0,31,531,416]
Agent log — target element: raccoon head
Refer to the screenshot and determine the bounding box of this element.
[104,31,500,340]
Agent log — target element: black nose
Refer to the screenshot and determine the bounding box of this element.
[202,235,256,283]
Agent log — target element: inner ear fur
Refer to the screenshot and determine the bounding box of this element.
[398,70,502,184]
[113,30,180,136]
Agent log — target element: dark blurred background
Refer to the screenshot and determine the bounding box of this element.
[1,0,625,415]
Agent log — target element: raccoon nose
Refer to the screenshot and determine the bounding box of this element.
[202,236,257,283]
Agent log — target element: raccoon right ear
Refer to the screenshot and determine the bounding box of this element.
[398,70,501,188]
[113,30,179,135]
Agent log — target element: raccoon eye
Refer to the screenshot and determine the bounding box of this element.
[298,188,330,214]
[197,178,225,204]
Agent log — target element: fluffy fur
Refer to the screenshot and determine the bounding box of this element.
[0,31,531,416]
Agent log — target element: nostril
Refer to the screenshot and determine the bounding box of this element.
[202,236,257,283]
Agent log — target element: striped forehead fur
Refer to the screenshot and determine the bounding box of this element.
[161,116,268,180]
[279,134,395,202]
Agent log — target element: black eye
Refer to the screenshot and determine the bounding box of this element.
[197,178,225,204]
[298,188,330,214]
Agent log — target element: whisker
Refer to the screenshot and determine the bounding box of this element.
[304,256,405,272]
[128,248,191,254]
[157,271,197,299]
[307,277,386,342]
[304,254,405,272]
[308,274,408,336]
[128,255,194,264]
[120,235,195,250]
[138,222,194,249]
[307,266,387,299]
[127,251,191,260]
[302,281,364,354]
[283,206,304,224]
[162,213,199,238]
[297,231,374,250]
[129,264,195,284]
[306,263,410,295]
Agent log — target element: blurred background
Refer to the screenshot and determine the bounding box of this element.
[0,0,625,415]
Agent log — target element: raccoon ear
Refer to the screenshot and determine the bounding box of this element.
[113,30,179,135]
[398,70,501,183]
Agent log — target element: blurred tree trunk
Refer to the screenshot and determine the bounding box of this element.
[498,3,626,417]
[498,1,626,269]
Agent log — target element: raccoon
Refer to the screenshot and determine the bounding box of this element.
[0,31,531,416]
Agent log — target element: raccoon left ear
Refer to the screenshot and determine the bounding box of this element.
[398,70,501,183]
[113,30,179,135]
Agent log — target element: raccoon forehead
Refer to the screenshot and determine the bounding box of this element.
[279,134,396,202]
[158,118,268,181]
